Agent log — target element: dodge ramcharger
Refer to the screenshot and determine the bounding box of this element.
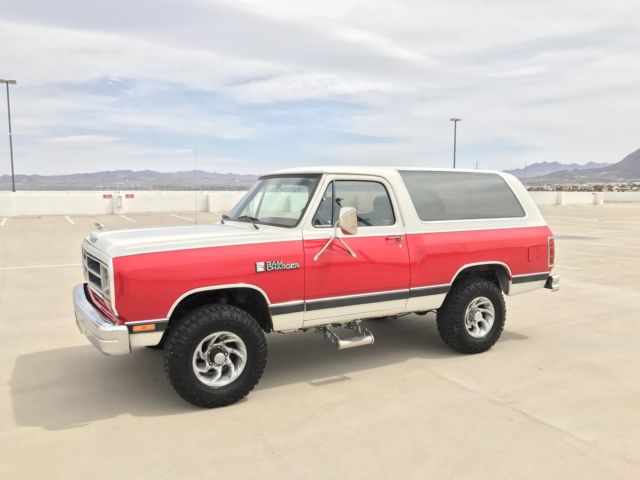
[74,167,560,407]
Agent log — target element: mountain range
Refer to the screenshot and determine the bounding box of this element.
[504,161,609,179]
[0,170,258,190]
[1,147,639,189]
[508,148,640,184]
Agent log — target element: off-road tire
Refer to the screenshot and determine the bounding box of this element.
[436,277,506,354]
[164,304,267,408]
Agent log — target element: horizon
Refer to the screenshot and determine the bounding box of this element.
[0,156,621,178]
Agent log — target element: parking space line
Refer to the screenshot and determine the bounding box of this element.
[0,217,6,227]
[553,227,626,235]
[554,264,582,270]
[0,263,82,271]
[604,235,640,241]
[549,215,640,226]
[586,242,640,250]
[64,216,75,225]
[561,240,640,250]
[565,251,640,261]
[119,215,137,223]
[169,213,194,222]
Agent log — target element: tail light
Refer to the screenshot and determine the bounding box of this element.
[548,236,555,268]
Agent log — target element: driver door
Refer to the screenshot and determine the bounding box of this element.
[302,176,410,326]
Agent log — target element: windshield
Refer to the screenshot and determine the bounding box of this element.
[226,175,321,228]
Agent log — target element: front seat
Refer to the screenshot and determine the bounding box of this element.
[371,195,394,225]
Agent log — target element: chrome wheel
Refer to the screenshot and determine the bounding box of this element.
[464,296,495,339]
[192,331,247,388]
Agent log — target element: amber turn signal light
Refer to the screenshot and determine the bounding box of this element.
[132,324,156,333]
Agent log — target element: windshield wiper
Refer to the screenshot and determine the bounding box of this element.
[220,214,230,224]
[237,215,260,229]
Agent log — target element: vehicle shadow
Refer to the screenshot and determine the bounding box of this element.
[9,315,525,430]
[258,315,455,390]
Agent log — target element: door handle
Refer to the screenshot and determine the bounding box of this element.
[385,235,404,241]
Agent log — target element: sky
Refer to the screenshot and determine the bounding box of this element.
[0,0,639,175]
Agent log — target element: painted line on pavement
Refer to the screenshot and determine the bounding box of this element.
[0,263,82,271]
[565,251,640,261]
[119,215,137,223]
[549,215,640,226]
[585,242,640,250]
[0,217,6,227]
[169,213,194,222]
[562,239,640,250]
[554,264,582,270]
[64,216,75,225]
[553,226,625,235]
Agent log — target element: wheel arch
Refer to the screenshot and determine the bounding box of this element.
[450,262,512,294]
[166,284,273,333]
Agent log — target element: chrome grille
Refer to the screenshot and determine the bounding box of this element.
[83,249,110,299]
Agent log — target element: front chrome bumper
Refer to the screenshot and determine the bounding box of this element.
[544,273,560,292]
[73,284,130,355]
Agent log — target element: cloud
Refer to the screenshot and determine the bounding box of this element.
[48,135,121,144]
[229,73,396,104]
[0,0,639,176]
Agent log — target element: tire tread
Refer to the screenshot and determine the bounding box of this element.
[164,304,267,408]
[436,277,506,354]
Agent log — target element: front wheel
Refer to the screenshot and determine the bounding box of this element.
[164,304,267,408]
[436,277,506,354]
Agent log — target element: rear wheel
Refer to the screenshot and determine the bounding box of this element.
[436,277,506,354]
[164,304,267,408]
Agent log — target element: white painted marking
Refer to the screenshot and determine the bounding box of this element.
[562,239,640,250]
[0,217,6,227]
[586,242,640,250]
[119,215,137,223]
[64,216,75,225]
[0,263,82,271]
[550,215,640,226]
[565,251,640,261]
[554,264,582,270]
[169,213,194,222]
[553,225,624,234]
[603,235,640,241]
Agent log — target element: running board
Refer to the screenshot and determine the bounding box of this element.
[318,321,375,350]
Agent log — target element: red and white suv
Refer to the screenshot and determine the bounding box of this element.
[74,167,559,407]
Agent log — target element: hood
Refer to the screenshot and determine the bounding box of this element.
[86,222,294,257]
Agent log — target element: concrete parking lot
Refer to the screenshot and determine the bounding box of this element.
[1,205,639,479]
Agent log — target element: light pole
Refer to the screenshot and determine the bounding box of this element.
[1,79,17,192]
[449,117,461,169]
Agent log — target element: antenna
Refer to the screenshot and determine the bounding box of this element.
[194,146,198,225]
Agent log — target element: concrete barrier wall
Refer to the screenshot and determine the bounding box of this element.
[528,192,560,206]
[1,190,639,217]
[0,192,116,217]
[603,192,640,202]
[529,191,640,205]
[0,191,247,217]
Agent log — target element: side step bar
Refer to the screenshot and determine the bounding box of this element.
[318,321,375,350]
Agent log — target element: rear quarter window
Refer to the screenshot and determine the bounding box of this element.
[399,171,525,221]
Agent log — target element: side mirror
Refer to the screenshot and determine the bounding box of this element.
[313,206,358,262]
[338,207,358,235]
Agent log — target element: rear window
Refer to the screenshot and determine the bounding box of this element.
[399,171,525,221]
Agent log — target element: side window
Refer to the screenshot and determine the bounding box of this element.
[312,182,334,227]
[334,181,395,227]
[399,171,525,221]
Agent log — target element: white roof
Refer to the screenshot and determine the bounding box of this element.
[268,165,507,176]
